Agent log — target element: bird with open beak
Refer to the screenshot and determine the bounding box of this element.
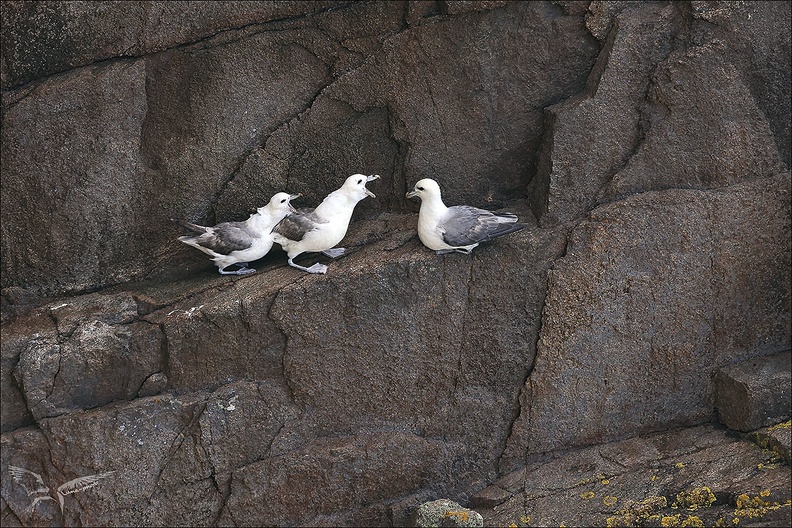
[272,174,380,274]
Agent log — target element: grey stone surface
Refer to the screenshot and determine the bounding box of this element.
[9,293,163,421]
[529,3,679,226]
[690,0,792,168]
[137,372,167,398]
[0,1,343,88]
[529,2,789,227]
[601,41,786,200]
[716,352,792,432]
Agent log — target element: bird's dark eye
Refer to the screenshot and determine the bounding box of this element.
[357,179,363,184]
[281,199,287,203]
[418,186,424,191]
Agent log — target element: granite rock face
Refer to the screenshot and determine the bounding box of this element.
[500,173,791,469]
[1,1,790,527]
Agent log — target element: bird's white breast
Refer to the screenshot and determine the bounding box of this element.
[417,202,451,250]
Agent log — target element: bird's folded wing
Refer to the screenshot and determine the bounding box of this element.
[440,205,497,246]
[272,211,324,242]
[197,223,257,254]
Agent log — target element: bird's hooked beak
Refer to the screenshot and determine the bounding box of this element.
[288,193,302,213]
[365,174,380,198]
[406,187,418,199]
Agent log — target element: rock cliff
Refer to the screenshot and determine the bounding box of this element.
[1,1,790,526]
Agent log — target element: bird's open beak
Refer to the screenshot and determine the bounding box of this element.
[288,193,302,213]
[406,189,417,199]
[365,175,380,198]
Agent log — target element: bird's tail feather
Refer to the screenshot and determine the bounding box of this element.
[489,222,527,240]
[172,218,207,234]
[494,213,519,223]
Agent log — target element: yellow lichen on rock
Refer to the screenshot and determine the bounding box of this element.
[661,514,682,526]
[674,487,716,510]
[443,510,470,522]
[734,492,792,519]
[606,495,667,527]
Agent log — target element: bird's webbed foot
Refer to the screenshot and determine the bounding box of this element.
[321,248,345,258]
[219,263,256,275]
[287,258,328,274]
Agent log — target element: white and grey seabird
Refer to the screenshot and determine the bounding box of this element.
[272,174,380,274]
[406,178,526,254]
[175,192,300,275]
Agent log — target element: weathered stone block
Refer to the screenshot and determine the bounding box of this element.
[468,485,512,508]
[715,352,792,432]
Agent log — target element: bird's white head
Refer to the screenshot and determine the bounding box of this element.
[261,192,301,215]
[342,174,380,200]
[405,178,442,201]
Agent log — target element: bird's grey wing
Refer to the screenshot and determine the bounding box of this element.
[272,211,323,242]
[441,206,524,246]
[440,206,495,246]
[195,222,256,254]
